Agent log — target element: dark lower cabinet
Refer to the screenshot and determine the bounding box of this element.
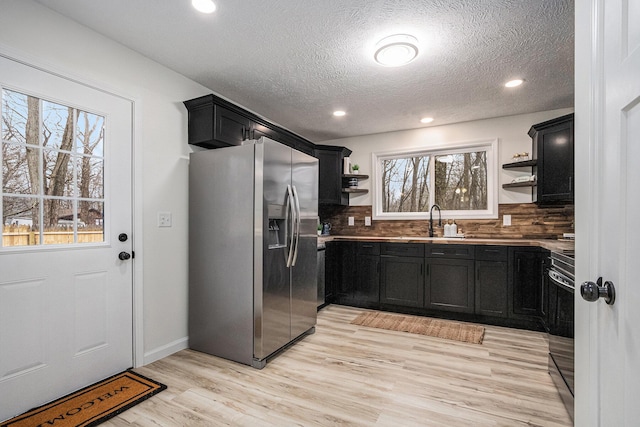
[475,245,509,318]
[336,241,356,303]
[333,241,380,307]
[475,260,508,317]
[425,258,475,313]
[354,254,380,307]
[510,247,544,317]
[324,241,341,304]
[380,256,424,307]
[326,240,553,332]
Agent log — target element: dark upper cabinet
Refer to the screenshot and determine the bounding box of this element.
[474,246,509,318]
[251,121,281,142]
[183,94,315,154]
[215,104,251,147]
[509,247,545,318]
[315,145,352,205]
[530,113,574,204]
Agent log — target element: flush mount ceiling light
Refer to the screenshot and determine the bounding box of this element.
[192,0,216,14]
[420,117,434,124]
[333,110,346,117]
[505,79,524,88]
[374,34,419,67]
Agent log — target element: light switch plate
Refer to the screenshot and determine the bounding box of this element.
[364,216,371,226]
[503,214,511,226]
[158,212,172,227]
[348,216,355,226]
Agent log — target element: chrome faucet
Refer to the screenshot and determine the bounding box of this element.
[429,204,442,237]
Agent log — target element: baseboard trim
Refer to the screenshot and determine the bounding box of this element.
[143,337,189,365]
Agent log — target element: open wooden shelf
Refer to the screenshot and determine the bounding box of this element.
[342,188,368,194]
[502,181,537,188]
[502,159,537,169]
[342,174,369,179]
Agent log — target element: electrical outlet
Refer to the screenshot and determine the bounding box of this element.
[503,214,511,226]
[364,216,371,226]
[348,216,355,226]
[158,212,172,227]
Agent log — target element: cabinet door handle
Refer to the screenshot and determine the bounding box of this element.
[517,259,521,273]
[569,176,572,192]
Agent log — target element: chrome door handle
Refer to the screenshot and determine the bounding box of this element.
[580,277,615,305]
[285,185,296,268]
[291,185,301,266]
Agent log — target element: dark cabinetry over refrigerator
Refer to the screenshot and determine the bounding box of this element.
[184,94,315,155]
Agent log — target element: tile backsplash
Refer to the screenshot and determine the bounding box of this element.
[319,203,574,240]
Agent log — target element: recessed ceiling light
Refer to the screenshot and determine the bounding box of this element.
[192,0,216,14]
[420,117,434,124]
[333,110,346,117]
[505,79,524,88]
[374,34,419,67]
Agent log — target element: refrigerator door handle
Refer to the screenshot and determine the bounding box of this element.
[291,185,301,266]
[286,185,296,267]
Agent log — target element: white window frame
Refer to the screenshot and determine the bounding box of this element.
[372,138,499,220]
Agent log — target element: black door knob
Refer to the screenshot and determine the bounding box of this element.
[118,233,128,242]
[118,251,131,261]
[580,277,615,305]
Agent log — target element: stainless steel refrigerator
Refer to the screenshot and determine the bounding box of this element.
[189,137,318,369]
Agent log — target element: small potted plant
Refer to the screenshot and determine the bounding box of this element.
[317,223,322,236]
[351,164,360,174]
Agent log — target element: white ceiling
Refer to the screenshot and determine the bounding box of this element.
[35,0,574,143]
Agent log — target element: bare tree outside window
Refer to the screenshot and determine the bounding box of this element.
[381,156,430,213]
[435,152,487,210]
[2,88,105,247]
[378,146,491,218]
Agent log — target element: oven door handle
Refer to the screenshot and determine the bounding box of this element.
[548,269,575,293]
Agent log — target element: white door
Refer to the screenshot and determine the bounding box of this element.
[0,56,133,421]
[575,0,640,425]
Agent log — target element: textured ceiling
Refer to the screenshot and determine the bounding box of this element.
[35,0,574,142]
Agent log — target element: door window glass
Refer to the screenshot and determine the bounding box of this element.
[2,89,105,247]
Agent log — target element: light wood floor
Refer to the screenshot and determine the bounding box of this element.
[107,305,572,426]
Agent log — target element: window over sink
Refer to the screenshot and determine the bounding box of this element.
[372,139,498,220]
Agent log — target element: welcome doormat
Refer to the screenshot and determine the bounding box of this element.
[1,370,166,427]
[351,311,485,344]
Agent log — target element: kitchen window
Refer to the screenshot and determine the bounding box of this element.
[372,139,498,220]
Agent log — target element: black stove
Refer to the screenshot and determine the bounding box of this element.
[547,250,574,421]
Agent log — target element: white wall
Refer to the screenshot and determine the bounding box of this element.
[0,0,207,364]
[320,108,574,207]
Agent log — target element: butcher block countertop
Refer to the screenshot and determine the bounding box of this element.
[319,235,574,253]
